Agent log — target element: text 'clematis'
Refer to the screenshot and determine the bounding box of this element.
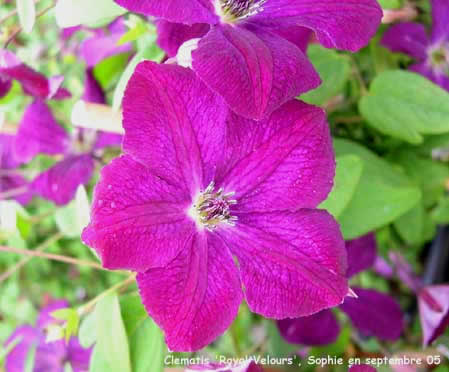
[114,0,383,120]
[82,61,348,351]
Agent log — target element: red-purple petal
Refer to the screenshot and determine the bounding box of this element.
[31,154,94,206]
[217,209,348,318]
[339,287,403,341]
[277,309,340,345]
[346,234,377,278]
[0,49,70,100]
[14,101,69,162]
[36,300,70,329]
[82,155,194,272]
[381,22,429,60]
[5,325,41,372]
[67,337,92,372]
[430,0,449,42]
[0,77,12,98]
[192,24,320,120]
[252,0,382,52]
[418,285,449,346]
[0,174,33,205]
[217,100,334,211]
[137,232,242,351]
[156,20,210,57]
[114,0,218,24]
[122,62,227,195]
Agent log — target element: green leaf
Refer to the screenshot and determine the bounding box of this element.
[118,23,148,45]
[17,0,36,33]
[24,343,37,372]
[95,293,132,372]
[359,70,449,144]
[51,308,80,342]
[119,294,147,336]
[302,45,351,106]
[130,318,165,372]
[431,197,449,224]
[335,139,421,239]
[112,37,163,110]
[89,345,111,372]
[55,0,127,28]
[55,186,90,238]
[319,155,363,218]
[79,311,97,349]
[394,202,424,244]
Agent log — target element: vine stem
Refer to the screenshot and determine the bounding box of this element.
[0,245,108,271]
[0,232,63,283]
[4,1,55,48]
[77,273,137,316]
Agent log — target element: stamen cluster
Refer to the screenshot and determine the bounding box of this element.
[192,181,237,230]
[219,0,266,22]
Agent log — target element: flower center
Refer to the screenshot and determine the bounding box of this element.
[216,0,266,23]
[189,181,237,231]
[428,43,449,75]
[70,128,97,154]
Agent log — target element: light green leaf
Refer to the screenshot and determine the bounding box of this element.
[130,318,165,372]
[302,45,351,106]
[359,70,449,144]
[79,311,97,349]
[55,186,90,237]
[89,345,111,372]
[55,0,127,28]
[319,155,363,218]
[95,293,132,372]
[335,139,421,239]
[17,0,36,33]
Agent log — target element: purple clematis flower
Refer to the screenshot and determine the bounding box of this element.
[4,300,92,372]
[82,61,349,351]
[13,71,121,206]
[0,134,33,205]
[115,0,382,120]
[187,361,262,372]
[277,234,404,346]
[0,49,70,100]
[381,0,449,91]
[387,252,449,347]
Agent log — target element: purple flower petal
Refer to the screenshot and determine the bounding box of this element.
[34,339,67,372]
[14,100,69,162]
[0,134,21,169]
[122,62,228,195]
[93,132,122,150]
[114,0,218,24]
[82,68,105,104]
[339,287,403,341]
[0,174,33,205]
[31,154,94,206]
[0,49,70,100]
[156,20,210,57]
[217,209,348,318]
[409,61,449,92]
[272,26,313,53]
[0,77,12,98]
[80,30,132,67]
[381,22,429,60]
[5,325,41,372]
[217,100,334,211]
[137,232,242,351]
[82,155,195,272]
[418,285,449,346]
[430,0,449,42]
[36,300,70,330]
[192,24,320,120]
[67,337,92,372]
[252,0,383,52]
[346,233,377,278]
[277,309,340,345]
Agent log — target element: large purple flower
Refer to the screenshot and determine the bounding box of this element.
[0,49,70,100]
[381,0,449,91]
[0,134,33,205]
[82,61,348,351]
[4,300,92,372]
[278,234,404,346]
[13,72,121,206]
[115,0,382,120]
